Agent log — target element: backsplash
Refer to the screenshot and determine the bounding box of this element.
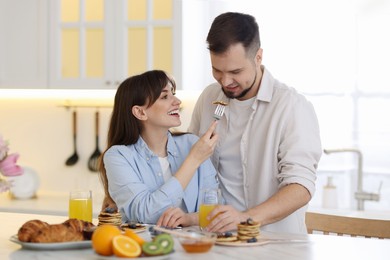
[0,91,199,202]
[1,90,389,213]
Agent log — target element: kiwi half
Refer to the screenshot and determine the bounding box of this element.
[142,241,163,256]
[154,233,174,254]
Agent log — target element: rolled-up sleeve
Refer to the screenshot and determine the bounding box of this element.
[277,96,322,197]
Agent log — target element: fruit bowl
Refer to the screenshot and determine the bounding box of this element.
[178,230,217,253]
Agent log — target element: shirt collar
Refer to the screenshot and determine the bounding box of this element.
[256,65,274,103]
[134,132,179,159]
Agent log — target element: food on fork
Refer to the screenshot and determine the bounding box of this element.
[212,100,228,106]
[212,100,227,120]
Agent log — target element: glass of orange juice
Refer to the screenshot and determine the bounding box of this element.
[199,188,220,230]
[69,190,93,222]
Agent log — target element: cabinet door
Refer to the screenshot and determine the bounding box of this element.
[117,0,180,81]
[49,0,181,89]
[48,0,108,89]
[0,0,48,88]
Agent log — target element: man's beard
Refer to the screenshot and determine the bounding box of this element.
[222,71,257,99]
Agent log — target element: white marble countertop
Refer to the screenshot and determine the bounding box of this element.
[1,212,389,260]
[0,190,103,217]
[2,190,390,222]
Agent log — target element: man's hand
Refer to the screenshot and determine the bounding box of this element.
[205,205,250,232]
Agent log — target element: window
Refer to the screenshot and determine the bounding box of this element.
[194,0,390,210]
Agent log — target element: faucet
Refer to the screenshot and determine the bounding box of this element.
[323,148,381,211]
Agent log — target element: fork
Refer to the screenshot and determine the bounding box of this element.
[213,104,226,120]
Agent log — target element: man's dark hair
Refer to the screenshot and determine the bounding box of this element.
[206,12,261,58]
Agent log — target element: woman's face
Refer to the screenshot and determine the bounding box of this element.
[143,83,182,129]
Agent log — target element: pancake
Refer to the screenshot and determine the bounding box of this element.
[97,209,122,226]
[237,218,260,241]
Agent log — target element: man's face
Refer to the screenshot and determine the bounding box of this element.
[210,44,262,100]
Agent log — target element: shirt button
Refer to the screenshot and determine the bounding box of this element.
[146,157,150,161]
[158,173,162,176]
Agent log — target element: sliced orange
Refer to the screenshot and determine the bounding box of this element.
[124,229,146,246]
[113,235,142,258]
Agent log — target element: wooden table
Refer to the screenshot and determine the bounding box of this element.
[0,212,388,260]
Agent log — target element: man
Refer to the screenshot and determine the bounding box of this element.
[188,12,322,234]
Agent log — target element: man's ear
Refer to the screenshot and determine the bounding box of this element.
[256,48,263,63]
[132,106,147,121]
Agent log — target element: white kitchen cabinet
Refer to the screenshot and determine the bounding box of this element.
[0,0,48,88]
[0,0,181,89]
[48,0,182,89]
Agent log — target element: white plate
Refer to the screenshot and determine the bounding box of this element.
[215,238,308,247]
[215,240,270,247]
[9,235,92,250]
[95,250,175,259]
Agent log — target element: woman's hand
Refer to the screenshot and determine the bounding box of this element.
[174,121,219,191]
[189,121,219,164]
[156,207,197,228]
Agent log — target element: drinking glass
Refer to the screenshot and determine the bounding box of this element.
[199,188,220,230]
[69,190,93,222]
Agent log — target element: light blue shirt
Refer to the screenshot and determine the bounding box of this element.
[103,132,218,224]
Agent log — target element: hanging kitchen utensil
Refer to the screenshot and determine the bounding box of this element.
[88,111,102,172]
[65,110,79,166]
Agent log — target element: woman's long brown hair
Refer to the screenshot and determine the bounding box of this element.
[98,70,176,204]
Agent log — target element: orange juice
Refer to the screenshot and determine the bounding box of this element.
[199,204,217,230]
[69,190,93,222]
[69,198,92,222]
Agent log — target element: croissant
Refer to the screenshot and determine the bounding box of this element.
[30,223,84,243]
[63,218,94,233]
[17,219,50,242]
[17,218,95,243]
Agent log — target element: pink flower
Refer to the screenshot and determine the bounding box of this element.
[0,153,24,176]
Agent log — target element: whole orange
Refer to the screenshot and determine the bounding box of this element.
[92,225,121,256]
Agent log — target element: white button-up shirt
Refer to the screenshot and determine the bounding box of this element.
[189,66,322,234]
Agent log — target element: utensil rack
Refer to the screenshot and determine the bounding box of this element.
[59,105,113,110]
[59,99,113,110]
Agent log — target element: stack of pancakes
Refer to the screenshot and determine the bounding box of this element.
[237,218,260,241]
[98,209,122,227]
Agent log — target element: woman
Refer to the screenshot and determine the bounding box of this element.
[99,70,218,227]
